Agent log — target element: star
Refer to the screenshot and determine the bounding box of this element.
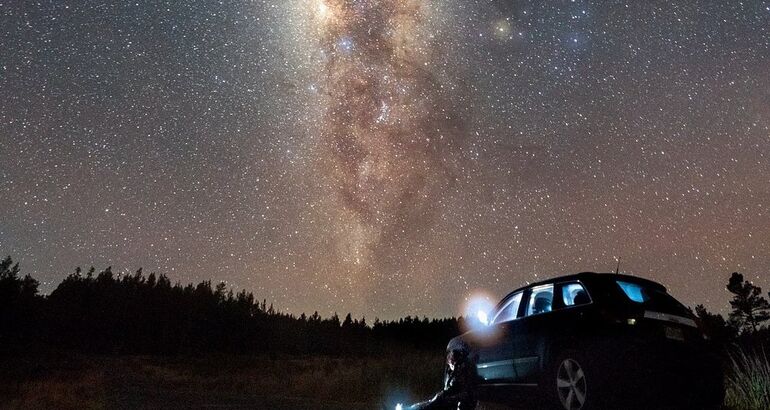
[0,0,768,319]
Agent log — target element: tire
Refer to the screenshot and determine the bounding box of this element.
[545,350,596,410]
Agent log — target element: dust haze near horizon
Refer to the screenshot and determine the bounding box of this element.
[1,1,769,319]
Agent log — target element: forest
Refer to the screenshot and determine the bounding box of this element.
[0,256,461,356]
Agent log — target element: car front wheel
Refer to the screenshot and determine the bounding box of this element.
[547,350,598,410]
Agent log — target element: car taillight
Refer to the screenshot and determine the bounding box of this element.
[599,307,640,326]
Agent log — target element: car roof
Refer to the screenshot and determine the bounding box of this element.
[497,271,667,303]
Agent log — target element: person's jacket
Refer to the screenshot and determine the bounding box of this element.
[434,361,478,409]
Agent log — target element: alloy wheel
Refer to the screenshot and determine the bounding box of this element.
[556,358,587,410]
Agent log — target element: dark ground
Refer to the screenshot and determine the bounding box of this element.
[0,352,450,409]
[0,352,726,410]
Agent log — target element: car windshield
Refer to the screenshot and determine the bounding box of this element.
[616,280,689,315]
[492,292,523,324]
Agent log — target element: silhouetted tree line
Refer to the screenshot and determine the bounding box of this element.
[2,255,768,356]
[0,256,461,355]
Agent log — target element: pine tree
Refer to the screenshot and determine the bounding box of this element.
[726,272,770,333]
[342,313,353,328]
[694,304,736,343]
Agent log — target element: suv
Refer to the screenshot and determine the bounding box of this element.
[447,272,724,410]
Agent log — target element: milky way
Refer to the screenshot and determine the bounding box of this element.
[2,1,770,319]
[311,0,467,283]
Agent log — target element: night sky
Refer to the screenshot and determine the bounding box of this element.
[2,1,769,319]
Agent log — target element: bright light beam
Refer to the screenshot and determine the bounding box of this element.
[477,309,489,326]
[462,291,496,332]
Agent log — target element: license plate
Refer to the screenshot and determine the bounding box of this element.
[665,326,684,341]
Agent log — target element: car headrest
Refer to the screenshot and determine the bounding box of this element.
[533,295,552,313]
[573,290,590,305]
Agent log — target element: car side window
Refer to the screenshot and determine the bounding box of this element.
[561,282,591,307]
[525,284,554,316]
[491,292,523,324]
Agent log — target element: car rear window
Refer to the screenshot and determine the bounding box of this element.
[561,282,591,307]
[616,280,689,315]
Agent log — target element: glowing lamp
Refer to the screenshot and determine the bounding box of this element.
[395,404,403,410]
[461,291,496,332]
[477,309,489,326]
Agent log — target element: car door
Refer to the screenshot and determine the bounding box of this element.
[475,291,525,383]
[515,281,592,384]
[514,283,555,383]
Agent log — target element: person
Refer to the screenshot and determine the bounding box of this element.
[406,348,478,410]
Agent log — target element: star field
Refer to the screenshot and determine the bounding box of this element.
[1,1,769,319]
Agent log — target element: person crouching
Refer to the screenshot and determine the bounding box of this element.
[406,348,478,410]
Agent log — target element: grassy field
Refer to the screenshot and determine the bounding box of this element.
[0,352,456,410]
[2,350,768,410]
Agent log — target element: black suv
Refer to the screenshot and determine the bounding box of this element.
[447,272,724,410]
